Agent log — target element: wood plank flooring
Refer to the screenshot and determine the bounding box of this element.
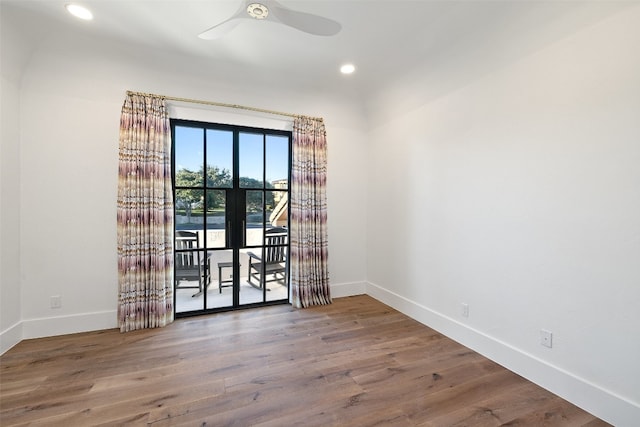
[0,295,610,426]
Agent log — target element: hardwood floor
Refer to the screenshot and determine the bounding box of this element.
[0,295,609,426]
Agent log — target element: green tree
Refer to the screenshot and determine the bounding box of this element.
[175,166,232,219]
[205,167,231,210]
[240,177,275,212]
[175,169,202,222]
[175,168,275,218]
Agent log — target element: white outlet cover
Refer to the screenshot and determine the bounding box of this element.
[50,295,62,309]
[540,329,553,348]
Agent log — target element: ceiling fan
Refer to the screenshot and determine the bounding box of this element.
[198,0,342,39]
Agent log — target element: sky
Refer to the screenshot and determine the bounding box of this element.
[174,126,289,184]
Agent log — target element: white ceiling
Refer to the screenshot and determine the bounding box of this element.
[1,0,634,106]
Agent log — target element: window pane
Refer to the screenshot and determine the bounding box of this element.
[239,132,263,188]
[175,189,204,232]
[206,129,232,188]
[240,247,264,306]
[266,244,288,303]
[246,190,263,246]
[207,249,234,310]
[266,135,289,187]
[175,126,204,187]
[206,190,226,249]
[175,228,206,313]
[267,191,287,228]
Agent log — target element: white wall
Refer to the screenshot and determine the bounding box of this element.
[366,6,640,426]
[4,2,638,425]
[0,6,33,354]
[10,26,367,339]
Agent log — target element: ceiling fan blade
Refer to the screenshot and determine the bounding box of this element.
[199,0,342,39]
[198,2,248,40]
[198,17,244,39]
[269,4,341,36]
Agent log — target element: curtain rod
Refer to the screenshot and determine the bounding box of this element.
[126,90,323,122]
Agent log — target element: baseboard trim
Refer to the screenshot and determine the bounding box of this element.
[4,284,364,353]
[0,321,23,355]
[330,280,366,298]
[21,310,117,340]
[365,281,640,427]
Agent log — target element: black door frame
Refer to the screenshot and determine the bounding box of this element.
[171,119,292,318]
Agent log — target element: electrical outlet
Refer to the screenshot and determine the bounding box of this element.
[50,295,62,309]
[540,329,553,348]
[461,303,469,318]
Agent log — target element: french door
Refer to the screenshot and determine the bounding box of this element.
[171,119,291,316]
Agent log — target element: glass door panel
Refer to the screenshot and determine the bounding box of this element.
[240,247,262,306]
[175,189,204,240]
[267,190,287,228]
[206,249,234,310]
[175,229,206,312]
[266,134,289,184]
[175,126,204,186]
[245,190,263,246]
[264,232,289,302]
[239,132,264,188]
[206,190,226,249]
[206,129,233,188]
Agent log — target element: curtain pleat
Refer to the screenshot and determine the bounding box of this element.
[290,117,331,308]
[117,94,174,331]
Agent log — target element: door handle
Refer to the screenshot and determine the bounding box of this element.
[242,220,246,247]
[226,221,232,248]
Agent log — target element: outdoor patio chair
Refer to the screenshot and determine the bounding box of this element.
[247,227,288,290]
[175,230,208,297]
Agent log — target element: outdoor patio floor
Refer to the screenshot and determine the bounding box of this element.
[175,277,289,313]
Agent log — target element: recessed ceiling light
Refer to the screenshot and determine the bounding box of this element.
[65,4,93,21]
[340,64,356,75]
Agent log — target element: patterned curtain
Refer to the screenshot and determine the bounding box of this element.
[117,93,174,332]
[290,117,331,308]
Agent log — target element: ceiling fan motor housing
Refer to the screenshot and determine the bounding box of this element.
[247,3,269,19]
